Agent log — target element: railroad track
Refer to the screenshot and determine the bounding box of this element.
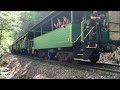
[18,54,120,74]
[76,61,120,74]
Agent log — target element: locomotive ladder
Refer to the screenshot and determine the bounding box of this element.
[74,19,97,61]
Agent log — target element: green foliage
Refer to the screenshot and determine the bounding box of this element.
[0,11,27,57]
[17,11,52,41]
[0,11,53,57]
[21,11,52,27]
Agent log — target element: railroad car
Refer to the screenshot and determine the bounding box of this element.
[11,11,120,63]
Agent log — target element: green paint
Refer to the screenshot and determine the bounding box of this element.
[101,28,109,42]
[101,12,109,42]
[72,24,81,41]
[33,23,82,50]
[81,20,84,42]
[33,24,72,49]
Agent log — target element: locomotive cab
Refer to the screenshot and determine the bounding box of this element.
[73,11,109,63]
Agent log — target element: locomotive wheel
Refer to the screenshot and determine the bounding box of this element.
[57,52,73,62]
[89,50,100,63]
[49,53,57,60]
[57,53,63,62]
[34,50,38,57]
[38,51,45,58]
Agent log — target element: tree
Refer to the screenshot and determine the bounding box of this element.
[0,11,53,57]
[0,11,27,57]
[16,11,52,41]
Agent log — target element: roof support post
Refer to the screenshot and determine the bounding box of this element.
[51,18,53,31]
[71,11,74,23]
[41,26,42,35]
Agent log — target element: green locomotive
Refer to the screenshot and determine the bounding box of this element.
[11,11,114,63]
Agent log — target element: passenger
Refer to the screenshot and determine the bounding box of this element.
[89,11,105,29]
[89,11,101,40]
[54,23,58,29]
[89,11,101,27]
[99,14,105,29]
[62,16,70,26]
[57,18,63,28]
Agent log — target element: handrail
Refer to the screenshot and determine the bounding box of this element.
[73,18,96,44]
[74,26,95,43]
[73,31,84,43]
[73,19,85,43]
[84,26,95,39]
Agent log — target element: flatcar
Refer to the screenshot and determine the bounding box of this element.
[11,11,120,63]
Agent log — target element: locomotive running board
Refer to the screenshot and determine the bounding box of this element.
[77,54,83,55]
[86,44,97,49]
[86,45,97,48]
[74,58,90,62]
[74,58,83,60]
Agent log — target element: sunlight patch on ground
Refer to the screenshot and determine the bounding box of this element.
[33,74,48,79]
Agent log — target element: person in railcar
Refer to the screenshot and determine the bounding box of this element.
[54,23,58,29]
[57,18,63,28]
[89,11,101,40]
[62,16,70,26]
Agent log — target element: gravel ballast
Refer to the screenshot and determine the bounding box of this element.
[0,53,120,79]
